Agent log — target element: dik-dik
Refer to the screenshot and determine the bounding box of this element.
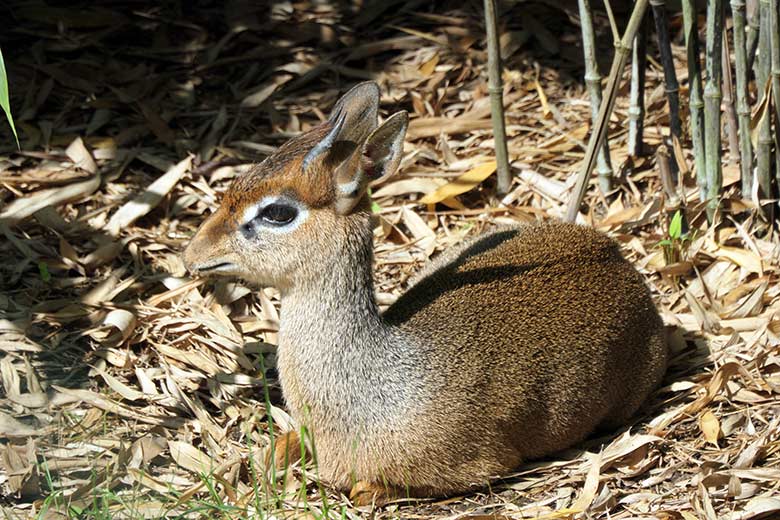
[183,82,667,505]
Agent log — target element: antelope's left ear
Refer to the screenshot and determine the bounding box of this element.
[335,111,408,214]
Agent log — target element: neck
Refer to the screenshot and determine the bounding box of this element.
[280,215,383,352]
[275,216,415,430]
[281,250,385,355]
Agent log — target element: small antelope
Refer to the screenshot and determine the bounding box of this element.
[183,82,667,505]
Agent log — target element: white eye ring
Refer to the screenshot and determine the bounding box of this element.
[240,196,309,235]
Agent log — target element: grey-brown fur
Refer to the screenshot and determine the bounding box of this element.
[182,81,668,503]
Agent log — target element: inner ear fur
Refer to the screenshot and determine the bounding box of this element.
[334,111,409,215]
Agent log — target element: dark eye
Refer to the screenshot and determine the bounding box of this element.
[260,203,297,225]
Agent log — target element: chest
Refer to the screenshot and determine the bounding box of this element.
[275,332,423,435]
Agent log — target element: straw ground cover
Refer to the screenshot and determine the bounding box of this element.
[1,2,779,519]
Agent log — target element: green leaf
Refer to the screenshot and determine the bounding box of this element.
[38,261,51,283]
[370,201,382,213]
[657,239,673,247]
[0,48,19,149]
[668,210,682,240]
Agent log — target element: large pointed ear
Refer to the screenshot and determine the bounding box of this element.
[334,111,408,214]
[302,82,380,172]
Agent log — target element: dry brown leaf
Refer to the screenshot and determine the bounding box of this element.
[699,410,721,445]
[749,78,773,148]
[418,52,439,77]
[535,77,552,119]
[733,497,780,520]
[65,136,98,174]
[97,370,147,402]
[241,74,294,107]
[372,177,446,198]
[419,161,497,204]
[715,245,764,275]
[0,411,39,437]
[572,453,601,512]
[53,386,181,428]
[168,440,218,476]
[401,206,436,256]
[0,174,101,225]
[600,432,662,469]
[516,168,567,201]
[88,309,137,347]
[408,117,492,139]
[106,156,193,235]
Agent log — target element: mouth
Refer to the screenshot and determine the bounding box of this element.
[195,261,239,275]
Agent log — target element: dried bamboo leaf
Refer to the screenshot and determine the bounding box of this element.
[699,410,721,445]
[419,161,497,204]
[0,411,39,437]
[372,178,446,198]
[401,206,436,256]
[97,369,147,402]
[572,453,601,512]
[715,245,764,274]
[105,156,193,236]
[167,440,218,476]
[65,136,98,174]
[0,174,101,225]
[733,497,780,520]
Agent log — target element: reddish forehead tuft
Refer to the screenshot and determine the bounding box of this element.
[220,124,337,220]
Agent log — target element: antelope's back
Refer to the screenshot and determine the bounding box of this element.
[383,222,667,456]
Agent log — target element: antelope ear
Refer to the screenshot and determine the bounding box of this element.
[334,111,408,214]
[302,82,380,172]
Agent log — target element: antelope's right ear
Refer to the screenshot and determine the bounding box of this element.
[360,111,408,183]
[334,111,408,214]
[302,82,380,172]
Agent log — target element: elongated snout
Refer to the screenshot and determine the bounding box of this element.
[182,213,238,277]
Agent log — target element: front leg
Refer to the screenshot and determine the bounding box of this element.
[265,430,303,470]
[349,480,407,507]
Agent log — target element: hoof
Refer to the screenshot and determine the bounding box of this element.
[349,481,402,507]
[265,430,302,470]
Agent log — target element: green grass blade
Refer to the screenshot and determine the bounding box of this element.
[0,48,19,149]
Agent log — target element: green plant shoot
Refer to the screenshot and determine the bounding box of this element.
[668,209,683,240]
[0,48,19,148]
[658,210,691,266]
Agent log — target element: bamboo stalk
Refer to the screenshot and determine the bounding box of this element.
[722,31,741,165]
[651,0,682,141]
[769,0,780,194]
[681,0,707,196]
[731,0,755,195]
[483,0,512,195]
[704,0,724,218]
[746,0,760,70]
[756,0,772,201]
[566,0,650,222]
[628,13,647,156]
[577,0,614,191]
[657,145,681,208]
